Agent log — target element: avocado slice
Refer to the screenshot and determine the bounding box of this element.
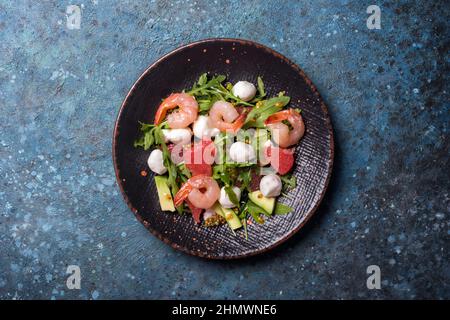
[212,202,242,230]
[154,176,175,212]
[248,190,275,214]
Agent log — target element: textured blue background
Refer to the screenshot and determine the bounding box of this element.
[0,0,448,299]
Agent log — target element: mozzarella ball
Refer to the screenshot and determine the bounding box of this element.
[260,174,282,198]
[147,149,167,175]
[219,186,241,208]
[232,81,257,101]
[229,142,256,163]
[161,128,192,145]
[193,115,220,139]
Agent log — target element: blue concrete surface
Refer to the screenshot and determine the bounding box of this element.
[0,0,448,299]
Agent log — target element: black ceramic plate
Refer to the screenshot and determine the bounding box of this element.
[113,38,334,259]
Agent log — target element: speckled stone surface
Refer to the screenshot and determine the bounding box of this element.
[0,0,448,300]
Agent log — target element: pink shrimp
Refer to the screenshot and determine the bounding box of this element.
[208,101,246,133]
[154,93,198,128]
[265,109,305,148]
[174,174,220,209]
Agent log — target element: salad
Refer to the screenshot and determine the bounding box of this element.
[134,73,305,238]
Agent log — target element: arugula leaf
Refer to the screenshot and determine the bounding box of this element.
[223,162,255,168]
[212,164,236,186]
[198,102,211,112]
[187,74,254,107]
[189,74,237,113]
[280,174,297,190]
[273,202,293,215]
[134,136,145,149]
[250,77,267,104]
[139,122,155,131]
[177,163,191,183]
[144,131,154,149]
[242,216,248,240]
[198,96,221,113]
[210,75,227,85]
[243,96,290,128]
[224,186,240,207]
[237,169,252,192]
[246,200,267,223]
[134,122,157,150]
[257,76,266,98]
[197,73,208,86]
[249,200,272,217]
[188,74,226,95]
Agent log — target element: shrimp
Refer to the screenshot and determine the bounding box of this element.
[154,93,198,128]
[264,109,305,148]
[174,174,220,209]
[208,101,246,133]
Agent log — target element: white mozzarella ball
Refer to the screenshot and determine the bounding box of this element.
[161,128,192,145]
[232,81,257,101]
[229,142,256,163]
[219,186,241,208]
[147,149,167,175]
[193,115,220,139]
[192,115,209,138]
[259,174,282,198]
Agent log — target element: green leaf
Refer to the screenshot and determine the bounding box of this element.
[134,136,144,148]
[212,164,234,186]
[224,186,239,207]
[198,99,212,112]
[280,174,297,190]
[187,74,254,107]
[246,200,267,223]
[257,76,266,97]
[139,122,155,132]
[274,202,293,215]
[134,122,157,150]
[223,162,255,168]
[249,200,271,217]
[197,73,208,86]
[144,130,154,150]
[238,169,252,192]
[154,126,166,145]
[243,96,290,128]
[177,163,191,182]
[242,216,248,240]
[208,74,226,86]
[198,94,222,113]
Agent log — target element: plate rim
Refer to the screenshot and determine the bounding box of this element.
[112,38,335,260]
